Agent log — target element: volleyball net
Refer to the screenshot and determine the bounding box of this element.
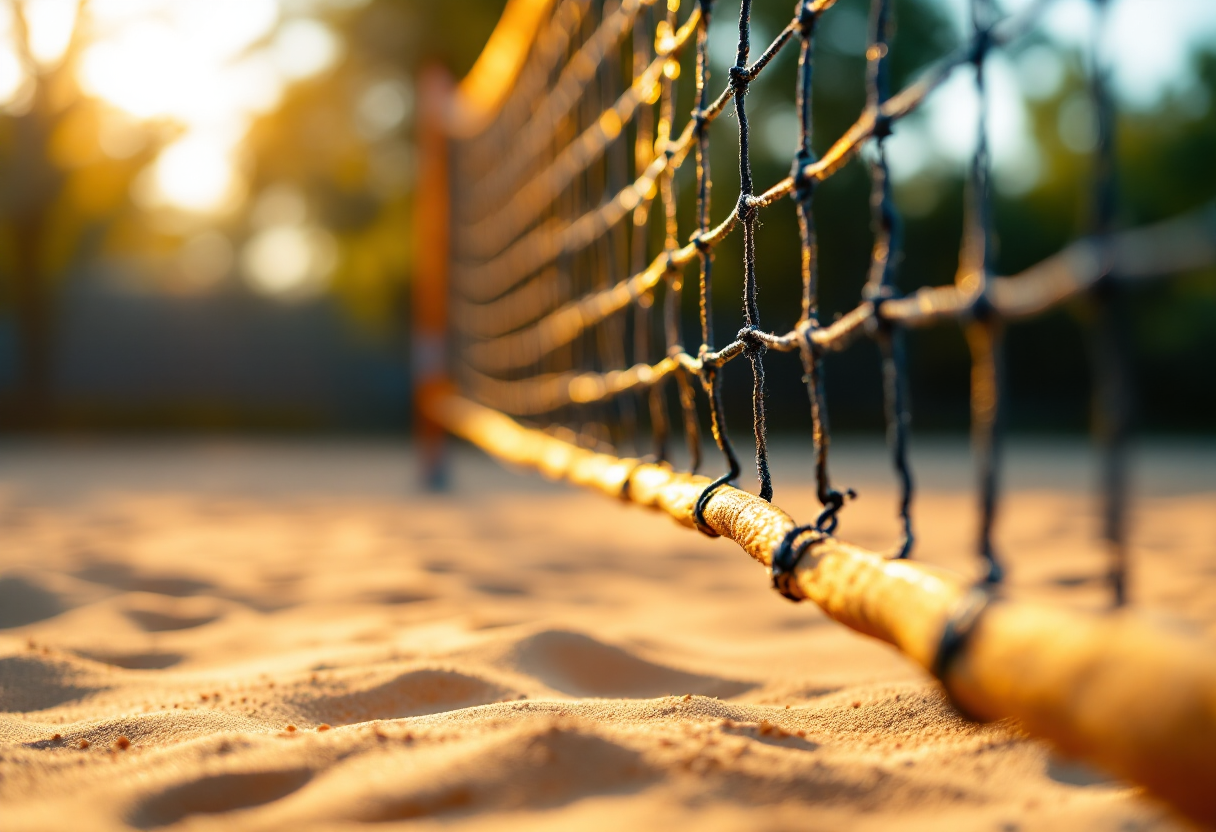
[413,0,1216,824]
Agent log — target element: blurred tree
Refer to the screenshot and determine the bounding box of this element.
[240,0,508,341]
[0,0,163,426]
[243,2,415,340]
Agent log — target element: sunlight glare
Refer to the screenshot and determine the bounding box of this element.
[170,0,278,62]
[281,0,370,11]
[23,0,78,66]
[88,0,165,23]
[72,1,351,214]
[79,20,187,120]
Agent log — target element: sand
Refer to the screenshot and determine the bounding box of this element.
[1,438,1214,831]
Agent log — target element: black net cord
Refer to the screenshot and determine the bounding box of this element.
[732,0,774,503]
[1088,0,1131,608]
[966,318,1005,584]
[963,0,1004,585]
[692,0,742,537]
[792,0,851,535]
[863,0,914,558]
[879,329,914,556]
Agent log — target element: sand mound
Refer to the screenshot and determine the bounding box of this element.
[481,628,754,699]
[2,443,1212,830]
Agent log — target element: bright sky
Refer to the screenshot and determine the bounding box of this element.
[961,0,1216,108]
[902,0,1216,194]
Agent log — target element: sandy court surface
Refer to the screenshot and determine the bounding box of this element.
[1,438,1214,831]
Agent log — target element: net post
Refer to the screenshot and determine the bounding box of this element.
[413,64,455,491]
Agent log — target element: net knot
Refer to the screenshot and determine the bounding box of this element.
[864,281,898,301]
[970,25,993,67]
[864,283,900,330]
[968,287,997,323]
[813,486,856,535]
[690,107,711,135]
[796,316,822,356]
[771,525,827,601]
[736,193,759,222]
[873,112,894,140]
[797,1,817,38]
[737,325,766,357]
[689,228,711,253]
[696,347,717,389]
[728,64,751,94]
[791,150,816,203]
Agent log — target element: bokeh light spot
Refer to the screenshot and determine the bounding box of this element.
[1058,92,1099,154]
[273,18,340,81]
[0,46,25,105]
[1015,44,1065,102]
[355,77,412,140]
[147,132,243,214]
[242,224,336,300]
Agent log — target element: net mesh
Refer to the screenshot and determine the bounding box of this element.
[445,0,1201,601]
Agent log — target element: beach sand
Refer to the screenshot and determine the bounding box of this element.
[1,438,1214,831]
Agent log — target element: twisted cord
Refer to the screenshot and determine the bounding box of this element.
[732,0,774,503]
[962,0,1004,585]
[863,0,914,559]
[1088,0,1130,607]
[691,0,740,529]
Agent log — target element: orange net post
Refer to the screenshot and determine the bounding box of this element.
[412,65,455,489]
